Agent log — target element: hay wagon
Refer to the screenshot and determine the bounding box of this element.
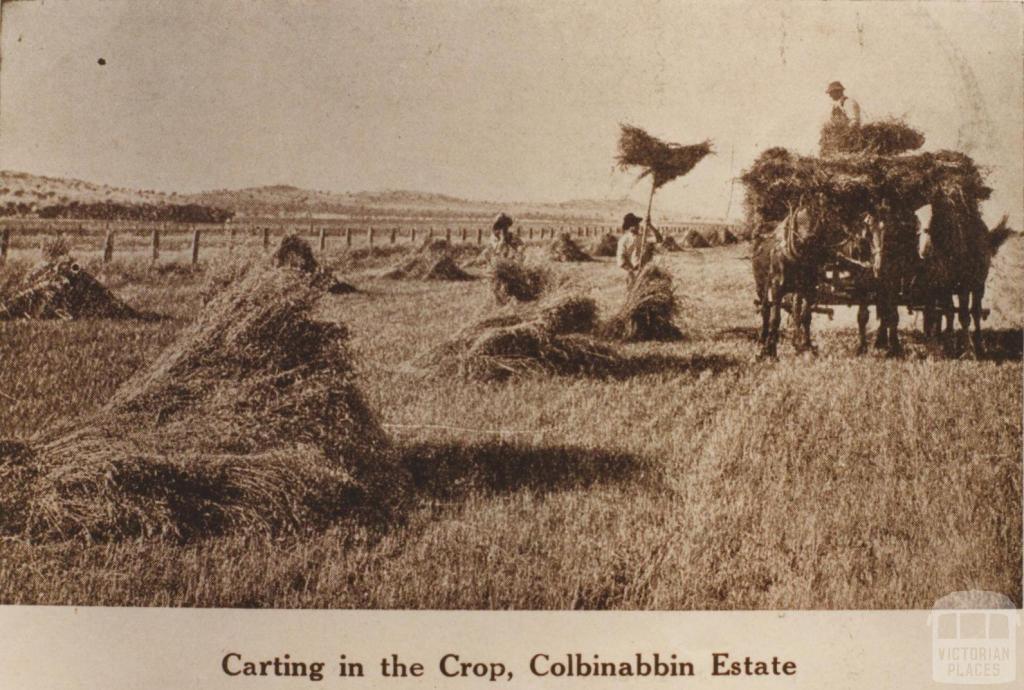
[767,250,990,322]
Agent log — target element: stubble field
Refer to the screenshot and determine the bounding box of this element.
[1,233,1020,609]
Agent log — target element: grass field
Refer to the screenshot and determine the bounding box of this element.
[1,235,1020,609]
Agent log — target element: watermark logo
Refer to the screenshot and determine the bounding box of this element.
[928,590,1019,685]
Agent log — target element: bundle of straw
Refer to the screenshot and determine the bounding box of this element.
[600,265,683,341]
[547,233,592,262]
[819,117,926,157]
[592,233,619,257]
[491,258,549,303]
[616,124,713,268]
[0,258,143,321]
[617,125,714,190]
[1,265,406,542]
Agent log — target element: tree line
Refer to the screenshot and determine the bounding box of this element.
[2,200,234,223]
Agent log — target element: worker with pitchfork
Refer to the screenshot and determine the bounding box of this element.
[616,212,662,287]
[490,212,520,259]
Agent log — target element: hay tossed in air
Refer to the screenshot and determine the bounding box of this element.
[0,257,144,321]
[417,293,614,381]
[491,258,549,303]
[741,146,991,227]
[617,124,714,190]
[382,238,473,280]
[600,265,683,342]
[681,229,710,248]
[548,233,592,262]
[0,265,405,542]
[593,233,619,257]
[820,117,926,157]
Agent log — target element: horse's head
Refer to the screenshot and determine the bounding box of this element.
[915,204,934,261]
[864,202,919,279]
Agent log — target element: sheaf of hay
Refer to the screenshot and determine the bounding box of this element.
[491,258,550,303]
[659,235,683,252]
[681,229,710,248]
[201,236,356,303]
[0,265,405,542]
[0,257,144,321]
[593,233,619,257]
[382,239,474,280]
[819,117,926,157]
[617,124,714,190]
[547,233,592,262]
[600,265,683,342]
[416,293,613,381]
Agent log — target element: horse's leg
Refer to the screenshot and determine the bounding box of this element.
[956,288,972,357]
[802,287,817,354]
[758,297,770,346]
[791,294,805,351]
[940,292,956,355]
[970,287,986,357]
[766,288,783,358]
[873,304,888,350]
[856,302,869,355]
[886,301,902,357]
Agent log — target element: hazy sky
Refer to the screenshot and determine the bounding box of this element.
[1,0,1021,224]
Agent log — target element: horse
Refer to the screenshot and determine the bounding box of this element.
[752,198,834,358]
[916,203,1012,356]
[859,203,921,357]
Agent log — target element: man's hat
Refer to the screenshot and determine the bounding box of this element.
[826,80,845,94]
[622,213,643,230]
[492,212,513,230]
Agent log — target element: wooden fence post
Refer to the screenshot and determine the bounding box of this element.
[228,225,236,253]
[368,227,375,247]
[460,227,467,243]
[318,227,327,252]
[445,228,451,243]
[476,228,482,244]
[529,227,534,240]
[190,228,201,266]
[262,226,270,252]
[411,227,417,243]
[345,228,352,248]
[390,227,397,244]
[0,227,8,263]
[102,229,114,263]
[151,228,160,263]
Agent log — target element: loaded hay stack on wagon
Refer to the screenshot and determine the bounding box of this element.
[742,117,991,236]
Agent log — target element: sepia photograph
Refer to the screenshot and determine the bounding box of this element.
[0,0,1020,621]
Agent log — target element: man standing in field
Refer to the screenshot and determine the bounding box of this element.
[826,80,861,128]
[491,212,519,258]
[616,212,662,286]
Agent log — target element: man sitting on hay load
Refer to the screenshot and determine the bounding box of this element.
[616,212,662,287]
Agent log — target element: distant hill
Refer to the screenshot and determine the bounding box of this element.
[0,170,706,224]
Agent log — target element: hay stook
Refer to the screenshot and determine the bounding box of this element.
[417,293,614,381]
[547,233,592,262]
[491,258,549,303]
[0,257,144,321]
[601,265,683,342]
[0,265,405,542]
